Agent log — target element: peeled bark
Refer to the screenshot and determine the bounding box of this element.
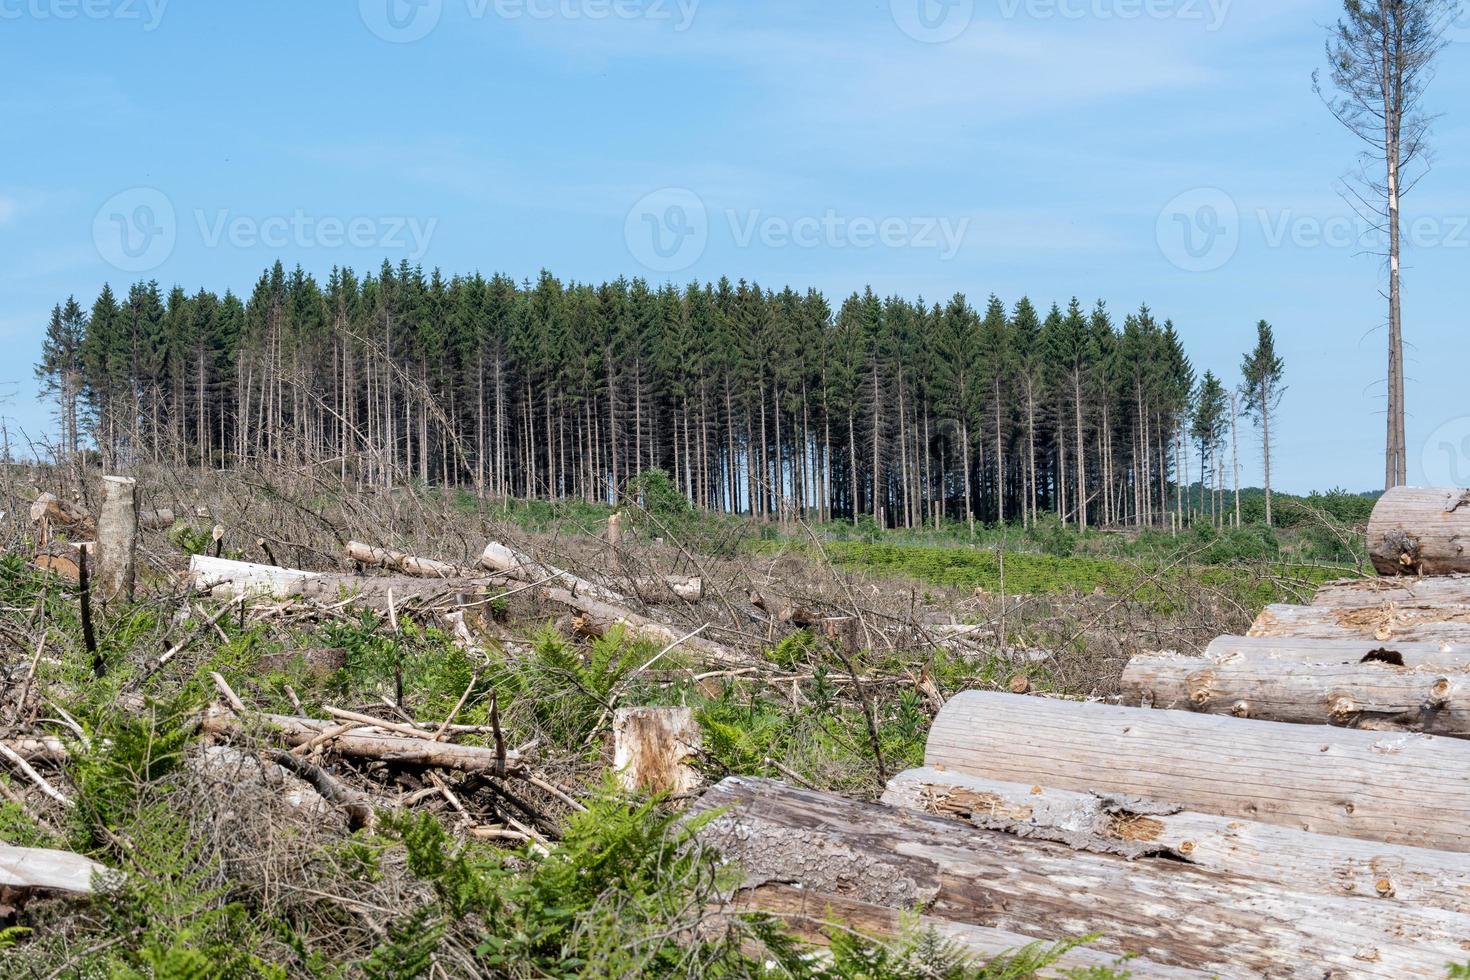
[1251,601,1470,644]
[97,476,138,602]
[1368,486,1470,575]
[884,767,1470,915]
[1120,635,1470,735]
[200,705,522,775]
[0,846,110,895]
[345,541,467,579]
[692,777,1470,977]
[925,691,1470,852]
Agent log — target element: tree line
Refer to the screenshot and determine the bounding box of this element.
[34,260,1284,530]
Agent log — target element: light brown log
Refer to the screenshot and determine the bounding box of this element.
[0,846,110,895]
[1121,635,1470,734]
[925,691,1470,851]
[1251,601,1470,644]
[1314,573,1470,609]
[884,767,1470,915]
[200,705,522,774]
[29,493,94,536]
[628,575,703,603]
[139,508,179,530]
[730,883,1202,978]
[692,777,1470,977]
[548,587,748,667]
[97,475,138,602]
[1368,486,1470,576]
[344,541,467,578]
[479,541,623,603]
[612,707,701,795]
[1,737,68,764]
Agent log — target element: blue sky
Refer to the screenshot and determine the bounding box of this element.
[2,0,1469,493]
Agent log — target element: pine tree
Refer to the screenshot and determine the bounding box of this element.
[1240,320,1286,526]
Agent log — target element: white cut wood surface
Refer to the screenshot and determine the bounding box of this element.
[693,777,1470,977]
[0,846,110,894]
[925,691,1470,851]
[612,707,701,795]
[1368,486,1470,576]
[884,767,1470,914]
[1120,636,1470,734]
[1251,601,1470,644]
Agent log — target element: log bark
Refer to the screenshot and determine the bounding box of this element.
[1251,601,1470,645]
[0,846,110,895]
[692,777,1470,977]
[548,586,748,667]
[627,575,703,603]
[140,508,179,530]
[479,541,623,604]
[345,541,467,579]
[1,737,68,764]
[612,707,701,795]
[1314,573,1470,609]
[200,705,522,774]
[97,476,138,602]
[1368,486,1470,576]
[884,767,1470,915]
[925,691,1470,852]
[1120,635,1470,734]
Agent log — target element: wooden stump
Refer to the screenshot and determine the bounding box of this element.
[97,476,138,602]
[612,707,701,796]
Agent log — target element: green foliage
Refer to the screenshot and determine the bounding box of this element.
[488,626,651,747]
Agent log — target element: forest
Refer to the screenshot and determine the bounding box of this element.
[33,259,1281,532]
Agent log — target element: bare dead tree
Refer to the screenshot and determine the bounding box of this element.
[1315,0,1456,489]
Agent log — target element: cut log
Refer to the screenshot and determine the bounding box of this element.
[1368,486,1470,576]
[548,587,748,667]
[32,542,82,581]
[479,541,623,604]
[200,705,522,774]
[1,737,68,764]
[1314,573,1470,609]
[628,575,703,603]
[0,846,110,895]
[884,767,1470,915]
[612,707,701,795]
[925,691,1470,851]
[1120,635,1470,734]
[1251,601,1470,644]
[190,555,503,611]
[139,508,179,530]
[97,475,138,602]
[731,883,1202,978]
[692,777,1470,977]
[344,541,467,579]
[29,493,95,537]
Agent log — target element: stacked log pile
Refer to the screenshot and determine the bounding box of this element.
[690,488,1470,976]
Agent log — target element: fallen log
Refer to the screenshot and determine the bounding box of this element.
[925,691,1470,851]
[345,541,468,579]
[29,493,94,539]
[200,705,522,775]
[480,541,623,604]
[693,777,1470,977]
[189,555,503,610]
[731,883,1200,978]
[548,587,748,667]
[884,767,1470,915]
[1120,635,1470,734]
[1368,485,1470,576]
[1314,573,1470,609]
[0,846,110,895]
[628,575,703,603]
[2,737,69,765]
[1251,601,1470,644]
